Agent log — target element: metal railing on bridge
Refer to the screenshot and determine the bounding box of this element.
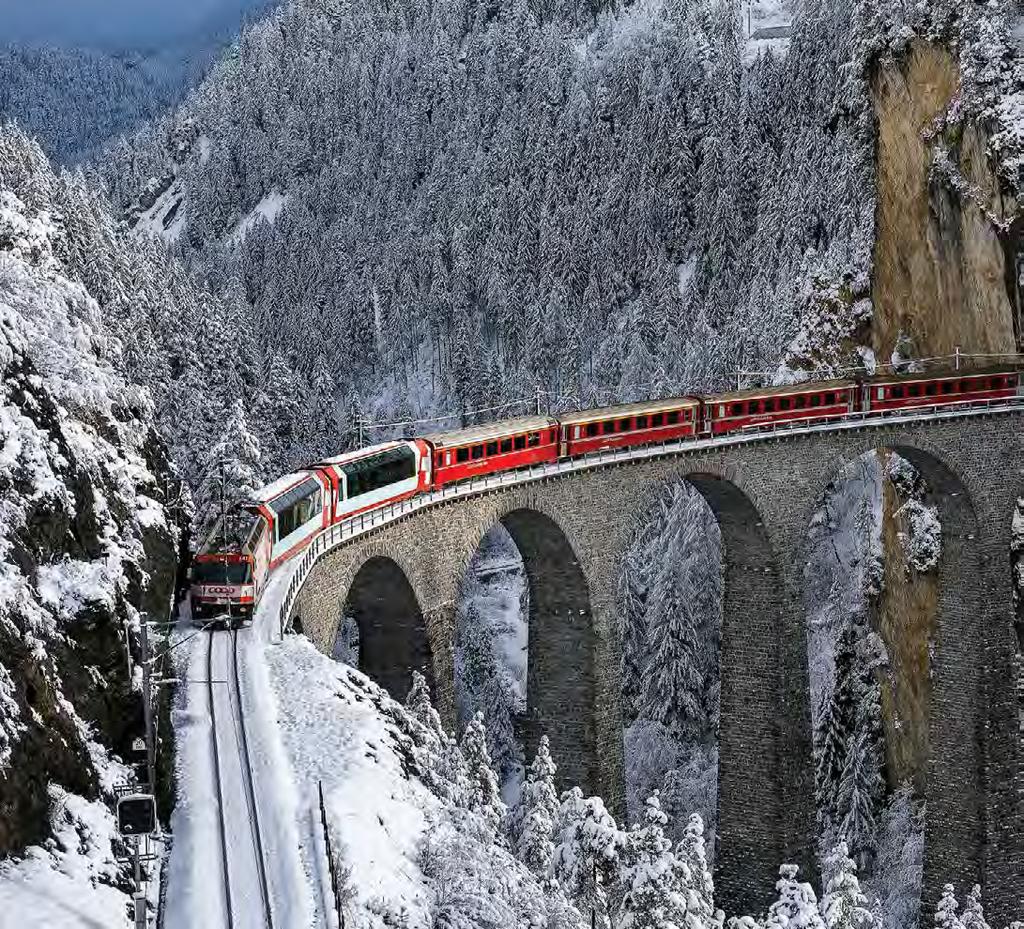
[278,391,1024,638]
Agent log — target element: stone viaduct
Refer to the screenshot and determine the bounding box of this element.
[285,410,1024,921]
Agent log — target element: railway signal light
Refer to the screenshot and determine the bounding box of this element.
[117,794,157,837]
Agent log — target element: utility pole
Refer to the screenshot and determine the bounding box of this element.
[955,345,962,371]
[140,619,156,794]
[221,460,232,625]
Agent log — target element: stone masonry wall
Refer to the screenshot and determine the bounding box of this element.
[290,412,1024,921]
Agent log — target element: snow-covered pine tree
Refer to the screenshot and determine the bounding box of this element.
[676,813,720,929]
[192,398,264,545]
[614,794,687,929]
[959,886,990,929]
[815,624,857,821]
[552,787,621,929]
[819,840,876,929]
[460,711,506,835]
[513,735,559,877]
[934,885,965,929]
[406,670,443,736]
[764,865,825,929]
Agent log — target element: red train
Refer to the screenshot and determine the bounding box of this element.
[189,367,1021,622]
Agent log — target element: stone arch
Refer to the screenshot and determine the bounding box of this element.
[339,555,434,702]
[799,439,986,905]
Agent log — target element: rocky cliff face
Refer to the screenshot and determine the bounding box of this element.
[0,173,180,912]
[871,39,1020,364]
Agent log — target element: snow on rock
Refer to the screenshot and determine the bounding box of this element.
[895,499,942,575]
[134,175,186,243]
[227,189,289,246]
[0,787,139,929]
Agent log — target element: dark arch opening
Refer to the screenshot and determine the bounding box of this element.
[455,509,597,800]
[337,556,434,702]
[619,470,802,916]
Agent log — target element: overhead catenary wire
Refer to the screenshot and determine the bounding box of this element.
[355,351,1024,434]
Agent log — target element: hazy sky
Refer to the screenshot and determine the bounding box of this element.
[0,0,268,49]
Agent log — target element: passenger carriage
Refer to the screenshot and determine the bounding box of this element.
[311,440,432,523]
[424,416,559,487]
[863,368,1021,413]
[559,397,701,457]
[706,379,857,435]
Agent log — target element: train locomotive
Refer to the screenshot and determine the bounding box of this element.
[189,366,1022,623]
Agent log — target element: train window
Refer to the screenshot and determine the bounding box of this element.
[909,384,921,397]
[619,418,632,432]
[667,410,680,425]
[746,401,757,415]
[637,415,649,428]
[456,447,469,463]
[780,397,791,411]
[500,438,512,453]
[550,429,557,442]
[876,387,885,400]
[586,422,600,437]
[764,399,776,412]
[925,383,937,396]
[528,432,540,447]
[824,392,835,405]
[274,484,323,540]
[344,447,417,499]
[514,435,526,450]
[809,395,820,407]
[471,445,484,460]
[717,405,725,418]
[795,395,807,409]
[445,452,452,466]
[486,441,498,456]
[603,420,616,435]
[731,403,743,417]
[652,413,664,427]
[941,381,954,394]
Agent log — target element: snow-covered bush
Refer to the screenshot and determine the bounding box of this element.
[894,500,942,575]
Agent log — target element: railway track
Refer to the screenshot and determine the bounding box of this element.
[206,628,275,929]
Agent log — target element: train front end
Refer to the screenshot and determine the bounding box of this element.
[190,553,257,624]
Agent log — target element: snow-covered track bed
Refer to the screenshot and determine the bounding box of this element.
[206,628,275,929]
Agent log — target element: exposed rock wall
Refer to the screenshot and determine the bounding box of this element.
[871,40,1019,363]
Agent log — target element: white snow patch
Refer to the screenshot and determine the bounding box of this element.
[677,259,696,300]
[227,190,289,247]
[135,177,186,243]
[0,787,139,929]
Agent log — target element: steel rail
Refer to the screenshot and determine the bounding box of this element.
[278,395,1024,636]
[229,627,275,929]
[206,633,235,929]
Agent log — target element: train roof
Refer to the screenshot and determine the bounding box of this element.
[865,363,1022,383]
[251,470,318,504]
[560,396,701,426]
[712,378,856,403]
[423,415,557,447]
[314,440,412,467]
